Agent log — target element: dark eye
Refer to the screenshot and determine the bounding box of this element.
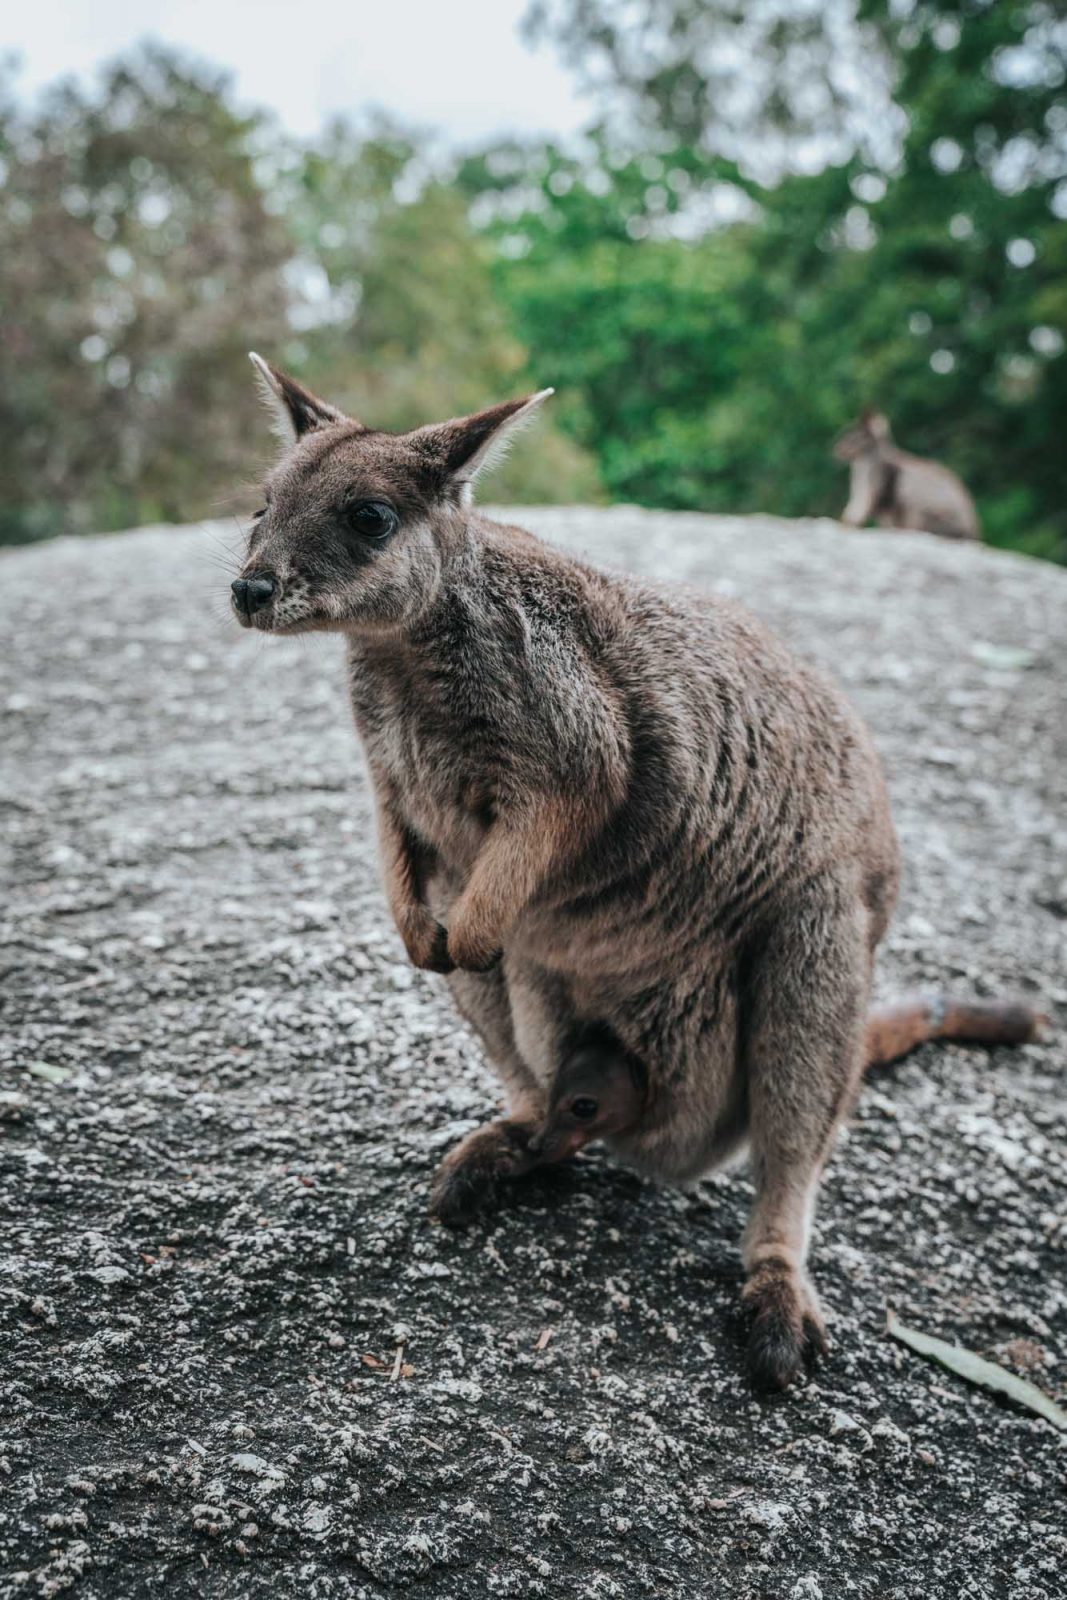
[571,1097,599,1122]
[252,507,267,521]
[346,500,398,540]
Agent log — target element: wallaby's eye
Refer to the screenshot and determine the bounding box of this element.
[252,507,267,521]
[346,500,398,541]
[571,1096,599,1123]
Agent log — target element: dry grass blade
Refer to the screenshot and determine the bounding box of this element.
[887,1309,1067,1432]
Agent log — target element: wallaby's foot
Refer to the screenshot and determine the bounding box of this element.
[742,1256,828,1391]
[430,1118,539,1227]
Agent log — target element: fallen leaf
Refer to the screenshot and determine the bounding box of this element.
[887,1309,1067,1431]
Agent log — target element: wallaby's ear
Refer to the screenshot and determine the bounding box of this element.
[861,408,890,438]
[409,389,554,504]
[249,353,351,445]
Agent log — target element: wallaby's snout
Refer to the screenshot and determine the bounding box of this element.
[231,572,276,621]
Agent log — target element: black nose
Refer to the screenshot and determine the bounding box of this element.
[231,574,276,616]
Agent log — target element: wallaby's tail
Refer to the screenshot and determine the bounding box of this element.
[865,994,1045,1069]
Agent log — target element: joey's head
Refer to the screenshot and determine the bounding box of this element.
[231,355,553,635]
[833,409,891,462]
[532,1042,648,1164]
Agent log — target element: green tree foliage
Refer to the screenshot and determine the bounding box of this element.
[853,0,1067,558]
[266,118,599,505]
[2,17,1063,557]
[514,0,1067,559]
[457,140,773,510]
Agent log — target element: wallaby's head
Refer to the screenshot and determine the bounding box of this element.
[833,409,892,462]
[231,356,552,634]
[530,1039,648,1164]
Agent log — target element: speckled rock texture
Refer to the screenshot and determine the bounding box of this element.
[1,509,1065,1600]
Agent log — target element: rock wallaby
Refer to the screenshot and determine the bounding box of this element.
[834,410,981,541]
[233,359,1040,1389]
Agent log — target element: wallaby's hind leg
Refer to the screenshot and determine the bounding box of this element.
[431,965,546,1227]
[740,878,870,1389]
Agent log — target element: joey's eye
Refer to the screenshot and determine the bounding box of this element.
[346,500,398,540]
[571,1096,599,1123]
[252,507,267,521]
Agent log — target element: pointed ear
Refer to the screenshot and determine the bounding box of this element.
[249,352,352,444]
[410,389,554,504]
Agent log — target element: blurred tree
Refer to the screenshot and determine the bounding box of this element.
[524,0,899,176]
[457,137,776,510]
[4,20,1062,554]
[518,0,1067,559]
[0,47,291,541]
[268,117,600,504]
[0,51,598,545]
[850,0,1067,558]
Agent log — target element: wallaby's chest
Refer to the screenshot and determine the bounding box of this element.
[852,454,897,513]
[348,657,509,866]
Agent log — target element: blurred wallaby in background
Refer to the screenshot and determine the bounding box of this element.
[232,362,1040,1391]
[834,411,981,542]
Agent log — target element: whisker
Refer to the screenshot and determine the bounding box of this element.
[201,526,245,557]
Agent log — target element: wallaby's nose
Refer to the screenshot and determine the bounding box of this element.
[231,573,276,616]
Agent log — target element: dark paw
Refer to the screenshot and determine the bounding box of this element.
[452,947,502,975]
[404,919,455,974]
[746,1311,808,1391]
[802,1312,829,1364]
[429,1121,538,1228]
[743,1266,828,1391]
[429,1162,502,1229]
[422,922,456,975]
[445,918,503,973]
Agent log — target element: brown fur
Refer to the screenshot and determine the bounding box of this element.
[534,998,1044,1169]
[865,994,1043,1067]
[233,362,1036,1389]
[834,410,980,542]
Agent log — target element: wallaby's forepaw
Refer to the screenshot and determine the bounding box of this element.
[399,912,455,974]
[445,928,502,974]
[430,1119,538,1228]
[742,1259,828,1391]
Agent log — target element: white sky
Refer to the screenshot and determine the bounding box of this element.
[9,0,591,145]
